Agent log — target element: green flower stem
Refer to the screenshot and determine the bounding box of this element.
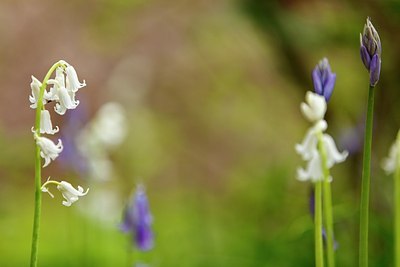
[317,131,335,267]
[315,180,324,267]
[359,85,375,267]
[395,131,400,267]
[30,61,66,267]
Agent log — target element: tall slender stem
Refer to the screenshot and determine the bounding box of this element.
[317,132,335,267]
[359,85,375,267]
[315,181,324,267]
[395,131,400,267]
[30,61,65,267]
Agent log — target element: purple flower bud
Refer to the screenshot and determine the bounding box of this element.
[369,54,381,87]
[120,184,154,251]
[312,58,336,102]
[360,17,382,86]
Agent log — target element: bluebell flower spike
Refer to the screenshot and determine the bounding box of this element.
[121,184,154,252]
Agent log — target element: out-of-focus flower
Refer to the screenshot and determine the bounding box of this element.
[300,92,327,123]
[382,131,400,175]
[296,92,348,182]
[312,58,336,102]
[41,179,89,207]
[360,17,382,86]
[33,133,63,167]
[40,110,59,135]
[120,184,154,251]
[77,102,127,181]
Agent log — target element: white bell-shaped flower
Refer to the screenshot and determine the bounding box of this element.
[33,133,63,167]
[300,91,327,123]
[382,142,398,175]
[41,179,89,207]
[40,109,59,134]
[65,65,86,93]
[29,76,46,109]
[296,132,347,182]
[297,149,324,182]
[57,181,89,207]
[47,67,79,115]
[296,120,327,161]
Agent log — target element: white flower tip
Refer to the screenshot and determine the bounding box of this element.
[301,91,326,123]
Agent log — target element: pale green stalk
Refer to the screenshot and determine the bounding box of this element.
[30,61,65,267]
[315,181,324,267]
[317,131,335,267]
[395,131,400,267]
[359,85,375,267]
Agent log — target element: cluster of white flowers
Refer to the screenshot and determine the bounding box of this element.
[30,60,88,206]
[295,92,348,182]
[77,102,127,181]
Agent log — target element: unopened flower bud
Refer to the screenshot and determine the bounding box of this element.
[360,17,382,86]
[312,58,336,102]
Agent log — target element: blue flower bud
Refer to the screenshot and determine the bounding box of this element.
[312,58,336,102]
[360,18,382,86]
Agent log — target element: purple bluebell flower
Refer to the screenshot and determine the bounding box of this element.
[312,58,336,102]
[120,184,154,251]
[360,17,381,86]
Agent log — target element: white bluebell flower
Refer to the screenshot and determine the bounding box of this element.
[382,134,400,175]
[40,110,59,135]
[29,76,46,109]
[33,133,63,167]
[300,91,327,123]
[295,91,348,183]
[41,179,89,207]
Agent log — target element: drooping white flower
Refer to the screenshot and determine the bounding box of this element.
[65,65,86,93]
[296,131,348,182]
[296,120,327,161]
[40,109,59,134]
[382,140,399,175]
[295,91,348,183]
[29,76,46,109]
[57,181,89,207]
[47,67,79,115]
[300,91,327,123]
[33,133,63,167]
[41,179,89,207]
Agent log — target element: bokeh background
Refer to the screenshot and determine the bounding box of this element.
[1,0,400,266]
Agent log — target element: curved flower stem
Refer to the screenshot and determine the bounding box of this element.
[359,85,375,267]
[30,61,66,267]
[317,132,335,267]
[395,131,400,267]
[315,181,324,267]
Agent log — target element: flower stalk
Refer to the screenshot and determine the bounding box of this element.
[315,180,324,267]
[30,60,65,267]
[395,131,400,267]
[359,85,375,267]
[317,131,335,267]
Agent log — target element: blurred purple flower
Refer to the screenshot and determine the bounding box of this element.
[58,100,89,176]
[312,58,336,102]
[360,17,381,86]
[309,188,339,250]
[120,184,154,251]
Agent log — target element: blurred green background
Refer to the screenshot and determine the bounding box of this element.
[1,0,400,266]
